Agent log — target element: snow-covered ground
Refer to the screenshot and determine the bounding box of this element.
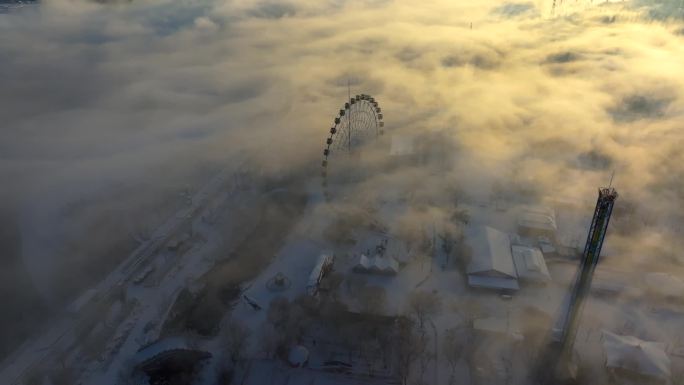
[4,157,683,385]
[0,164,258,385]
[222,182,684,385]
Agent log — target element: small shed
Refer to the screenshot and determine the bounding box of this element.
[511,245,551,284]
[602,331,670,384]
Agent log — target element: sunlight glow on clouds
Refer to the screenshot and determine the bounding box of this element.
[1,0,683,296]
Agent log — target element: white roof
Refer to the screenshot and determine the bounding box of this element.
[467,226,517,279]
[511,245,551,283]
[307,254,334,294]
[518,206,557,232]
[354,254,399,275]
[602,331,671,380]
[468,275,519,290]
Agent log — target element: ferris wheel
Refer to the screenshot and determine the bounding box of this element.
[321,94,385,200]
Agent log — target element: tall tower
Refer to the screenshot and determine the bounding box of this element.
[557,187,618,350]
[538,186,618,383]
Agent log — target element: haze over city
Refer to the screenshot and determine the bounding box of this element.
[1,1,684,385]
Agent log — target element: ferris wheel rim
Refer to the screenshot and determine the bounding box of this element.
[320,94,385,201]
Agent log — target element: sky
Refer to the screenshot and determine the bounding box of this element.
[1,0,684,327]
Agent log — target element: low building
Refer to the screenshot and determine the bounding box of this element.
[467,226,519,291]
[307,254,335,296]
[602,331,671,384]
[518,206,557,239]
[353,254,399,275]
[511,245,551,284]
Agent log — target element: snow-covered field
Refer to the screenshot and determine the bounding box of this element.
[1,161,682,385]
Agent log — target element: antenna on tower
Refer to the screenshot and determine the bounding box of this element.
[608,170,615,188]
[347,78,352,153]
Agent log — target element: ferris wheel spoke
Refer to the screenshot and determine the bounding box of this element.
[320,96,385,201]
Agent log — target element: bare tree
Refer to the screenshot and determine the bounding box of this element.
[359,336,382,377]
[293,293,318,314]
[321,271,344,299]
[319,298,349,337]
[284,301,309,344]
[392,210,438,256]
[48,367,76,385]
[407,290,442,330]
[443,328,465,385]
[22,370,44,385]
[257,322,280,359]
[358,285,387,315]
[346,274,368,298]
[395,318,421,385]
[440,230,455,268]
[116,359,147,385]
[440,219,465,269]
[454,240,472,270]
[440,230,454,251]
[222,318,252,366]
[266,296,290,330]
[417,331,434,385]
[265,296,311,351]
[450,207,470,226]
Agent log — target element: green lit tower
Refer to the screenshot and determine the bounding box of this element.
[538,186,618,384]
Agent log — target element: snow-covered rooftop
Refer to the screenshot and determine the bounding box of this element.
[517,205,557,232]
[511,245,551,284]
[467,226,516,277]
[602,331,671,380]
[353,254,399,275]
[467,226,519,290]
[307,254,334,295]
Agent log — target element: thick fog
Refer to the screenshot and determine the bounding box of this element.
[1,0,683,372]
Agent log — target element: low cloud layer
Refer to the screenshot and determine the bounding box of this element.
[1,0,684,355]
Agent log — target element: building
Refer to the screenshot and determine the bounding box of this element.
[307,254,334,296]
[602,331,671,384]
[352,254,399,275]
[517,206,557,239]
[511,245,551,285]
[467,226,519,291]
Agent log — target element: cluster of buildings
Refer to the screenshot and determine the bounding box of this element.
[466,206,556,292]
[289,187,683,385]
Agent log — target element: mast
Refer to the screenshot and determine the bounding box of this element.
[348,79,352,153]
[537,186,618,384]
